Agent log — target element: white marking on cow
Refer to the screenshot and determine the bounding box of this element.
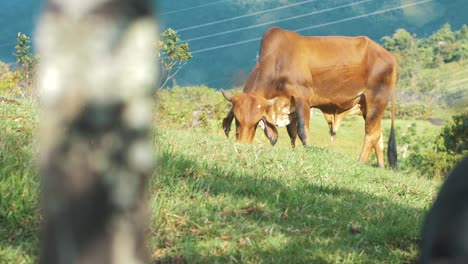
[258,119,265,130]
[276,114,291,127]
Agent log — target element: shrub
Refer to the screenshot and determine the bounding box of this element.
[155,86,232,132]
[406,151,463,179]
[157,29,192,91]
[405,113,467,178]
[435,112,468,155]
[14,33,38,96]
[0,62,22,96]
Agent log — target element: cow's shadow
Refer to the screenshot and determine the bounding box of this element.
[152,147,427,263]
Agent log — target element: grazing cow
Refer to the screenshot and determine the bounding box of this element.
[420,157,468,263]
[222,27,398,169]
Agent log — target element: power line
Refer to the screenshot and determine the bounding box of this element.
[176,0,322,32]
[161,0,231,16]
[295,0,433,32]
[191,36,261,55]
[190,0,433,55]
[185,0,375,43]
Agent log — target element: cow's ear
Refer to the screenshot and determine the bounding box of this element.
[261,117,278,146]
[222,110,234,138]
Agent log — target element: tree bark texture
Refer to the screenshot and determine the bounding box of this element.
[36,1,158,263]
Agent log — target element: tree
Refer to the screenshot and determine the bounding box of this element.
[37,0,157,263]
[456,25,468,41]
[157,28,192,92]
[430,23,456,43]
[14,33,38,95]
[382,28,416,52]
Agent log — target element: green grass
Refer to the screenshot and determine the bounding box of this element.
[0,98,39,263]
[0,95,446,263]
[150,127,438,263]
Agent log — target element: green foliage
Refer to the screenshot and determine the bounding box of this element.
[14,33,38,96]
[382,28,416,53]
[0,33,40,97]
[158,29,192,91]
[382,24,467,106]
[155,86,231,132]
[15,33,37,71]
[430,23,456,43]
[406,150,463,180]
[383,29,424,92]
[0,62,22,96]
[435,113,468,155]
[456,25,468,41]
[423,23,467,64]
[404,113,467,179]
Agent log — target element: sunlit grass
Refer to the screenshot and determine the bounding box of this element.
[149,127,439,263]
[0,98,40,264]
[0,93,445,263]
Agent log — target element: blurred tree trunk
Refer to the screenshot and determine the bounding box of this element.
[36,0,158,263]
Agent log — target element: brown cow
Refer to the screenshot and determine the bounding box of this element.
[222,27,398,169]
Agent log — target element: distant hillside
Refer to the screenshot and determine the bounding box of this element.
[1,0,467,88]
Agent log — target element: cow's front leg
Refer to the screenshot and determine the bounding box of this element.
[295,98,311,146]
[286,114,298,148]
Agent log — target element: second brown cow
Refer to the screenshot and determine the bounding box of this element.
[222,27,398,169]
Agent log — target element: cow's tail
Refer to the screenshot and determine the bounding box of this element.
[387,62,398,170]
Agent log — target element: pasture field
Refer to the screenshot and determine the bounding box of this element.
[0,92,447,263]
[0,98,38,263]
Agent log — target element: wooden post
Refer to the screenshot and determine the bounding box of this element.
[36,0,158,263]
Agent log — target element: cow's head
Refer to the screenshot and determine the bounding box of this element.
[221,91,295,145]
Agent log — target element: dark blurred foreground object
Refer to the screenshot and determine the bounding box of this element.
[420,157,468,264]
[36,0,158,263]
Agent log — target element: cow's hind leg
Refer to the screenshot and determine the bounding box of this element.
[358,93,388,168]
[374,132,385,168]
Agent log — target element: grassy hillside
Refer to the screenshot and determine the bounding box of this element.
[154,81,454,171]
[0,94,444,263]
[427,61,468,109]
[0,98,39,263]
[151,127,438,263]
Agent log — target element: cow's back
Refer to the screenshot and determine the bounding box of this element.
[245,27,396,107]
